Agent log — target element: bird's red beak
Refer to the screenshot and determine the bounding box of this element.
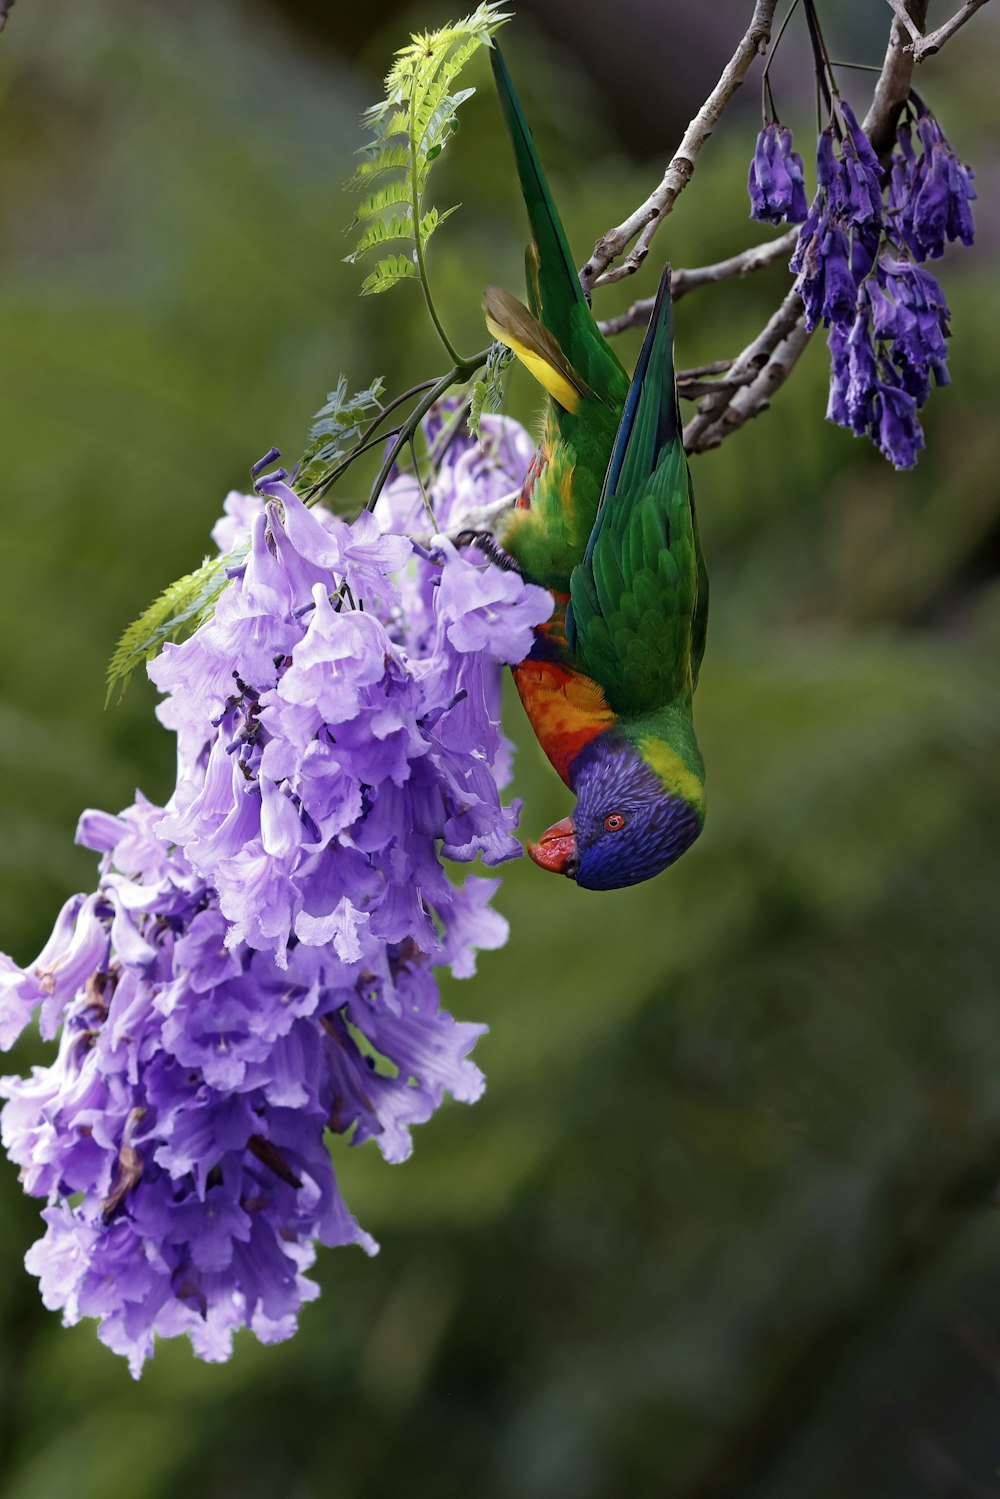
[527,816,578,877]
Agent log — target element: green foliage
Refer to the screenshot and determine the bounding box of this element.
[469,339,514,437]
[345,2,510,296]
[105,545,247,703]
[296,375,386,493]
[5,3,1000,1496]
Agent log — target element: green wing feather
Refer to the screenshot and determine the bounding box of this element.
[488,44,629,591]
[568,266,708,716]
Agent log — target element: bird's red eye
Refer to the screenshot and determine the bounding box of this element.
[604,813,626,832]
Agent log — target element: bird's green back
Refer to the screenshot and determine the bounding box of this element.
[568,267,709,717]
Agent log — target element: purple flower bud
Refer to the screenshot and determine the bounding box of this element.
[794,217,857,332]
[748,121,809,225]
[909,107,976,259]
[875,384,925,470]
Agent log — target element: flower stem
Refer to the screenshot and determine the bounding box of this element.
[409,83,472,369]
[761,0,802,122]
[365,352,490,514]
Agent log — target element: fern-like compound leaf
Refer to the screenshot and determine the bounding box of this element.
[346,3,510,296]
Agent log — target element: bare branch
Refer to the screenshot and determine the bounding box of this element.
[683,285,804,451]
[0,0,15,32]
[865,0,930,155]
[580,0,781,293]
[686,315,811,451]
[911,0,991,61]
[884,0,924,43]
[597,229,799,337]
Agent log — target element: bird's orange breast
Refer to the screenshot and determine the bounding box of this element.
[512,656,614,788]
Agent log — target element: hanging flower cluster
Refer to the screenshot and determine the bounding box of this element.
[887,101,976,261]
[747,121,809,226]
[0,414,548,1375]
[749,89,976,470]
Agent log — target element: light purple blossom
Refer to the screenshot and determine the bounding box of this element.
[0,412,549,1374]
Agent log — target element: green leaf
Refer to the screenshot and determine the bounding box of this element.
[469,340,514,438]
[347,3,510,297]
[361,254,416,296]
[297,375,386,493]
[106,545,247,703]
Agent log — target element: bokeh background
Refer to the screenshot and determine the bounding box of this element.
[1,1,999,1494]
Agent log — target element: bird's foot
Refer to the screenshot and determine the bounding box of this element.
[454,529,522,573]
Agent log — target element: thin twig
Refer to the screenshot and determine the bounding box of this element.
[687,315,811,450]
[597,230,799,337]
[683,285,804,451]
[409,491,521,551]
[677,374,754,401]
[911,0,991,61]
[680,359,735,379]
[580,0,781,292]
[885,0,924,42]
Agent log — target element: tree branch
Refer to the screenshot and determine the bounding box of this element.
[683,286,806,453]
[910,0,991,62]
[597,229,799,337]
[885,0,924,43]
[866,0,930,156]
[580,0,781,292]
[682,0,935,454]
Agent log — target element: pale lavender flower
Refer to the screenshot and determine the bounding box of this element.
[0,413,548,1373]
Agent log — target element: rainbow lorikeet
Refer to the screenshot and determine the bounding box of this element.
[483,45,708,890]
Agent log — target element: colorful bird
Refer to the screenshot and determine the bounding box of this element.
[484,46,708,890]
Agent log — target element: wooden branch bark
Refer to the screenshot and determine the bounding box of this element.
[580,0,781,292]
[597,229,799,337]
[911,0,991,61]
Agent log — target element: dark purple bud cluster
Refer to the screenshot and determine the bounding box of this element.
[747,121,809,225]
[887,104,976,262]
[0,414,546,1374]
[826,254,951,470]
[772,94,975,469]
[790,100,884,332]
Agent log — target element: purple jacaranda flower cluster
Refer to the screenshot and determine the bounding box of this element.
[747,121,809,225]
[790,99,884,330]
[773,95,975,469]
[887,102,976,261]
[0,413,549,1375]
[826,253,951,469]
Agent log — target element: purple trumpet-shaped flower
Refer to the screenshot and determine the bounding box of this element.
[747,121,809,225]
[825,250,949,469]
[1,415,549,1373]
[887,107,976,262]
[791,108,883,333]
[911,107,977,260]
[837,100,884,228]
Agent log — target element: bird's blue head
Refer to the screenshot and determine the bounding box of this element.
[527,735,703,891]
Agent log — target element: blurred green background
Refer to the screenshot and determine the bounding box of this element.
[1,1,999,1495]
